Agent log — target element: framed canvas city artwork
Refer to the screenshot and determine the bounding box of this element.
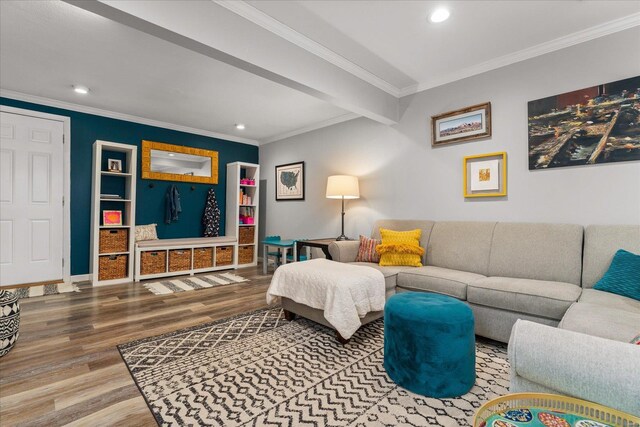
[275,161,305,201]
[528,75,640,169]
[432,102,492,146]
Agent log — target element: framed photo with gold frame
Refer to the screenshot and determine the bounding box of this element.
[463,152,507,198]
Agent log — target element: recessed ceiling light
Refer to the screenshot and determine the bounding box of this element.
[235,123,246,130]
[73,85,89,94]
[168,153,175,157]
[429,8,450,23]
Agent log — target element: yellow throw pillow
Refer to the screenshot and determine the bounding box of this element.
[376,228,424,267]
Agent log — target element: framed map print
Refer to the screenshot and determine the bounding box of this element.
[275,161,305,201]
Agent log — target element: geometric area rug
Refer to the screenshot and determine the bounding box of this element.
[118,307,510,426]
[141,272,249,295]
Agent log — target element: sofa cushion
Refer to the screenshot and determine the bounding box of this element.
[371,220,435,265]
[578,288,640,313]
[582,225,640,288]
[426,221,496,276]
[559,302,640,343]
[349,262,412,291]
[354,235,380,263]
[396,266,485,300]
[468,277,581,320]
[377,228,424,267]
[488,222,583,285]
[593,249,640,301]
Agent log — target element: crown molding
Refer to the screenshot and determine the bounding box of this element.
[213,0,402,98]
[399,12,640,97]
[261,112,360,145]
[0,89,260,146]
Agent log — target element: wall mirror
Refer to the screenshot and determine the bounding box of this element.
[141,140,218,184]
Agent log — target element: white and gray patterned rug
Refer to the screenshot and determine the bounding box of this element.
[9,282,80,299]
[118,308,510,426]
[142,273,249,295]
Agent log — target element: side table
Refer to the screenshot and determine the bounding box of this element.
[262,238,296,274]
[295,238,336,261]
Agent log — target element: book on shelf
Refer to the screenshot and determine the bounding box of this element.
[100,194,123,199]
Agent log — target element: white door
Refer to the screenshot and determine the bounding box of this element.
[0,112,64,286]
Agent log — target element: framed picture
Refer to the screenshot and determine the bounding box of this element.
[275,161,305,201]
[103,210,123,226]
[463,152,507,198]
[528,75,640,169]
[432,102,491,146]
[107,158,122,172]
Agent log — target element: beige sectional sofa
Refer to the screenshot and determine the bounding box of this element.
[330,220,640,415]
[328,220,640,343]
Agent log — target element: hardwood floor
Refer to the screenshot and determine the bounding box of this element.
[0,266,273,426]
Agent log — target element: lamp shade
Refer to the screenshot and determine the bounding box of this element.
[326,175,359,199]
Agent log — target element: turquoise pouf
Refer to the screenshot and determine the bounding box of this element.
[384,292,475,397]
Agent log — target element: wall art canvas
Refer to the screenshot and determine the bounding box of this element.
[528,75,640,169]
[103,210,122,226]
[463,152,507,198]
[275,161,305,201]
[432,102,491,146]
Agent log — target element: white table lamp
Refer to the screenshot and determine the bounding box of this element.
[326,175,360,241]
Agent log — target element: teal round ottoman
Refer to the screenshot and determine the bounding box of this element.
[384,292,475,397]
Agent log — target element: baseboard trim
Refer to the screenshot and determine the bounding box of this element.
[71,274,92,283]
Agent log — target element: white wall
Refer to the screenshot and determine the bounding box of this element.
[259,28,640,242]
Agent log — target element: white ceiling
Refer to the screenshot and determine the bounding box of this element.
[1,1,638,145]
[0,1,350,143]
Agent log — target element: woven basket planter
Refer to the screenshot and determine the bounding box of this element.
[0,290,20,357]
[140,250,166,275]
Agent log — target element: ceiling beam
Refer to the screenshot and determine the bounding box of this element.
[64,0,399,125]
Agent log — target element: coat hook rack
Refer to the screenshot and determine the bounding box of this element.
[191,186,196,191]
[148,183,155,188]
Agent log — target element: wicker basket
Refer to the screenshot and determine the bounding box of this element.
[238,245,254,265]
[215,246,234,266]
[474,393,640,427]
[169,249,192,272]
[194,247,214,269]
[98,254,128,280]
[238,226,255,245]
[140,250,166,275]
[99,229,128,254]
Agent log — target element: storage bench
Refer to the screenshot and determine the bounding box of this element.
[134,236,237,282]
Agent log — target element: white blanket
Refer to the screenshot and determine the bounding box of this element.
[266,258,386,339]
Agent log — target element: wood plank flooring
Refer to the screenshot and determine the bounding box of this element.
[0,266,273,426]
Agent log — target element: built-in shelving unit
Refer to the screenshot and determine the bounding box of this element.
[226,162,259,267]
[90,140,137,286]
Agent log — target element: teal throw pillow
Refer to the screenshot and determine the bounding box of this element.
[593,249,640,301]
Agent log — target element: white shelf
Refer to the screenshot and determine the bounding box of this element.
[91,140,137,287]
[227,162,259,268]
[101,171,132,177]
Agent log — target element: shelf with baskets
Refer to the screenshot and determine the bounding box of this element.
[91,140,137,286]
[226,162,259,267]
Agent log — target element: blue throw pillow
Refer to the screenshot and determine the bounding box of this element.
[593,249,640,301]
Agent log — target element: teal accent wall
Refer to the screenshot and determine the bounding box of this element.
[1,97,259,276]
